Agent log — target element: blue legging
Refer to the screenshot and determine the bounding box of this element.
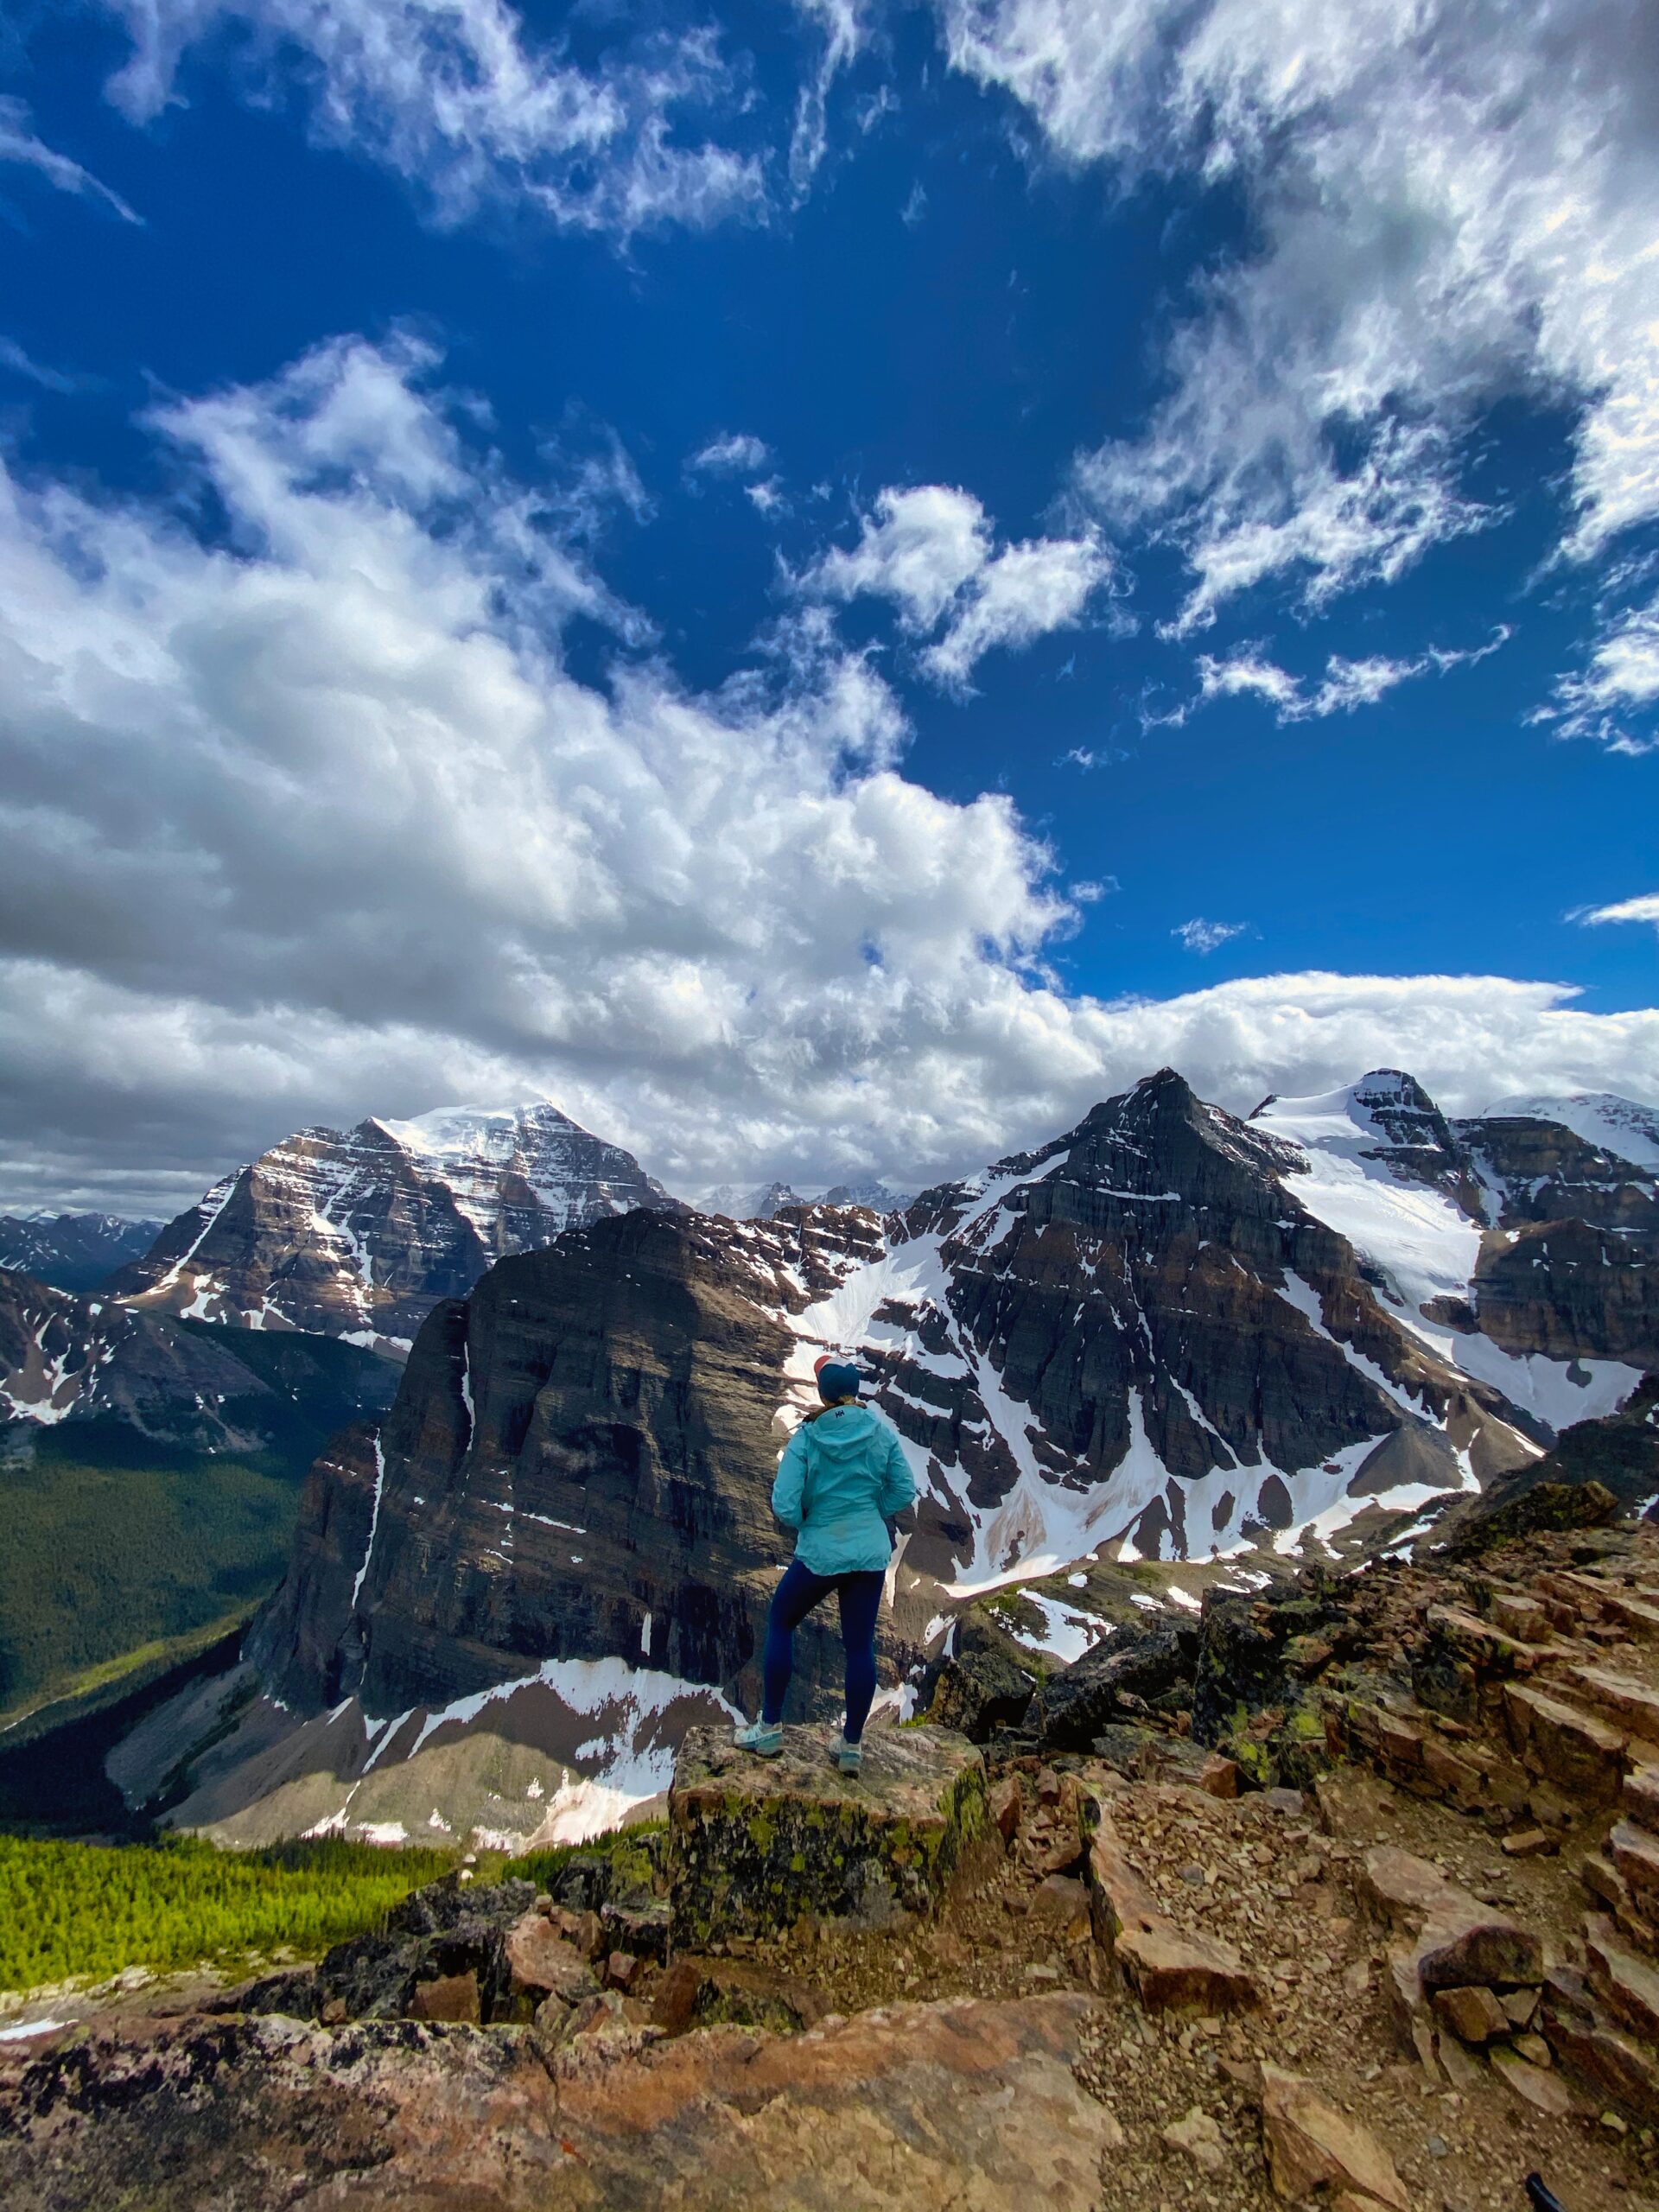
[761,1559,884,1742]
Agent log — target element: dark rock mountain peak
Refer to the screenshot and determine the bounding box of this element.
[0,1211,163,1295]
[109,1102,682,1351]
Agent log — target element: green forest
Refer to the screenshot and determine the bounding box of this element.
[0,1441,301,1718]
[0,1835,456,1992]
[0,1324,398,1719]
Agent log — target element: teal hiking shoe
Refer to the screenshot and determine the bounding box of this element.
[734,1719,783,1757]
[831,1735,862,1776]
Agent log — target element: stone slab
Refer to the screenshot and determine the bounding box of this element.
[667,1724,987,1947]
[0,1995,1118,2212]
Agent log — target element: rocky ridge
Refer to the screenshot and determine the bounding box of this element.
[16,1510,1659,2209]
[110,1102,682,1351]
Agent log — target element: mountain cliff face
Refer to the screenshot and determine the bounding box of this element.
[133,1067,1655,1853]
[0,1213,162,1295]
[110,1104,682,1351]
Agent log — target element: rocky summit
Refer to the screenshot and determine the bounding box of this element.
[16,1513,1659,2209]
[109,1100,682,1352]
[87,1065,1659,1856]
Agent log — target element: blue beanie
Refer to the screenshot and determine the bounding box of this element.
[817,1359,861,1403]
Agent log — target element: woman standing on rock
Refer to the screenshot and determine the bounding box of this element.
[734,1355,917,1776]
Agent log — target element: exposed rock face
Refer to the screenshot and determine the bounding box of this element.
[0,1266,398,1454]
[111,1102,682,1350]
[0,1211,161,1294]
[877,1070,1535,1579]
[1255,1071,1657,1424]
[249,1205,891,1726]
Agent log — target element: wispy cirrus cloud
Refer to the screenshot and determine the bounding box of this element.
[99,0,763,240]
[798,482,1116,691]
[0,94,138,221]
[1544,599,1659,756]
[687,430,772,478]
[1192,629,1510,725]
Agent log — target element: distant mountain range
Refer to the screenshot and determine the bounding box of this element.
[0,1213,162,1295]
[109,1066,1657,1853]
[697,1179,915,1221]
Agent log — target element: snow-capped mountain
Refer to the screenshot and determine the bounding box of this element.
[109,1103,682,1351]
[107,1067,1657,1852]
[0,1212,163,1295]
[1484,1090,1659,1172]
[1252,1070,1656,1424]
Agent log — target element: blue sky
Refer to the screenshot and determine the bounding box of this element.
[1,0,1656,1212]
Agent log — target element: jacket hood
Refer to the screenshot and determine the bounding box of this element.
[805,1403,882,1456]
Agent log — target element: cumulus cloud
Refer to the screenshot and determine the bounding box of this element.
[3,334,1655,1216]
[937,0,1659,653]
[0,94,138,221]
[687,430,772,477]
[799,483,1114,690]
[98,0,763,238]
[1173,918,1246,956]
[1576,894,1659,935]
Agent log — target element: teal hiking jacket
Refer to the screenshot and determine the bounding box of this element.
[772,1402,918,1577]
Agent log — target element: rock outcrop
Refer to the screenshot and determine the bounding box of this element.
[111,1102,682,1350]
[0,1993,1116,2211]
[667,1724,987,1943]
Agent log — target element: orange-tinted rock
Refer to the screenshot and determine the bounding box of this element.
[1502,1682,1626,1803]
[1433,1984,1509,2044]
[504,1913,597,2005]
[1258,2064,1408,2210]
[407,1969,480,2024]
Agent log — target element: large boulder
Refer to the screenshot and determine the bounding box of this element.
[667,1724,987,1946]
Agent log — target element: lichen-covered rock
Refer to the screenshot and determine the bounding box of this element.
[667,1724,986,1945]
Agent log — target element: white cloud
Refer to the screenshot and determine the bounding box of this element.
[789,0,872,197]
[800,483,1114,690]
[1576,894,1659,935]
[3,334,1655,1216]
[0,338,83,395]
[99,0,764,238]
[689,431,772,478]
[1193,631,1509,723]
[1173,918,1246,956]
[0,95,139,222]
[746,479,787,517]
[1547,597,1659,755]
[937,0,1659,643]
